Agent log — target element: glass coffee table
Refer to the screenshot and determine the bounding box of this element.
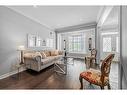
[54,56,75,75]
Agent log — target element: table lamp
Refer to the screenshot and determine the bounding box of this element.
[18,45,25,65]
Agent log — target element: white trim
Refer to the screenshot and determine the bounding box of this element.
[0,67,26,80]
[101,32,118,35]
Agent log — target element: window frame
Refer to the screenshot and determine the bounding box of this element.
[68,34,83,52]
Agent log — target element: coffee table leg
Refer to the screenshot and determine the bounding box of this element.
[64,58,67,74]
[17,67,20,80]
[73,58,74,65]
[54,62,67,75]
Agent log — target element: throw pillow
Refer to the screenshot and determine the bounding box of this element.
[40,52,47,59]
[51,50,59,56]
[35,52,42,58]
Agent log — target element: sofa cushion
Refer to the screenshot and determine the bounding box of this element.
[41,56,56,64]
[54,55,63,60]
[51,50,59,56]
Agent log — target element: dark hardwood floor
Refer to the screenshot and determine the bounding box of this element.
[0,59,118,89]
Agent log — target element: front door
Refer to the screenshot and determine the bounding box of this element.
[100,31,119,62]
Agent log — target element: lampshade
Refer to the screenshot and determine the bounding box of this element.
[17,45,25,51]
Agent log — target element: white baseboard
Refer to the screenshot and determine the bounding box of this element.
[0,67,26,80]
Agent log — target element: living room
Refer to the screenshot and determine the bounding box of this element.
[0,5,126,90]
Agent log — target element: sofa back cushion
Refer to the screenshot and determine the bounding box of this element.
[58,50,64,55]
[43,50,51,57]
[51,50,59,56]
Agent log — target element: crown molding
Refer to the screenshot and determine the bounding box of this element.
[55,22,97,33]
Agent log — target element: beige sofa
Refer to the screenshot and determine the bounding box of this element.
[23,50,64,72]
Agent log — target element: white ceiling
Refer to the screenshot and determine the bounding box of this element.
[8,6,101,30]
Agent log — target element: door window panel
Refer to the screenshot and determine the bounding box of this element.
[103,37,112,52]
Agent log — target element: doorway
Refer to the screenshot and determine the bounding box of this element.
[98,6,120,89]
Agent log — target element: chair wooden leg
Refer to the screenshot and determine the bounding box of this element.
[85,57,86,64]
[79,76,83,89]
[108,83,111,89]
[95,59,97,64]
[89,59,92,68]
[100,86,104,89]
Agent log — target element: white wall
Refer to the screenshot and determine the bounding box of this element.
[0,6,54,76]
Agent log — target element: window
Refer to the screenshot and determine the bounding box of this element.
[103,37,112,52]
[116,37,119,52]
[68,35,83,52]
[47,38,54,48]
[28,34,36,47]
[36,37,41,47]
[57,29,95,53]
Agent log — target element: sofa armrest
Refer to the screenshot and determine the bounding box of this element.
[34,56,41,62]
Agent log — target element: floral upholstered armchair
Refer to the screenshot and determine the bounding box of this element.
[80,54,115,89]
